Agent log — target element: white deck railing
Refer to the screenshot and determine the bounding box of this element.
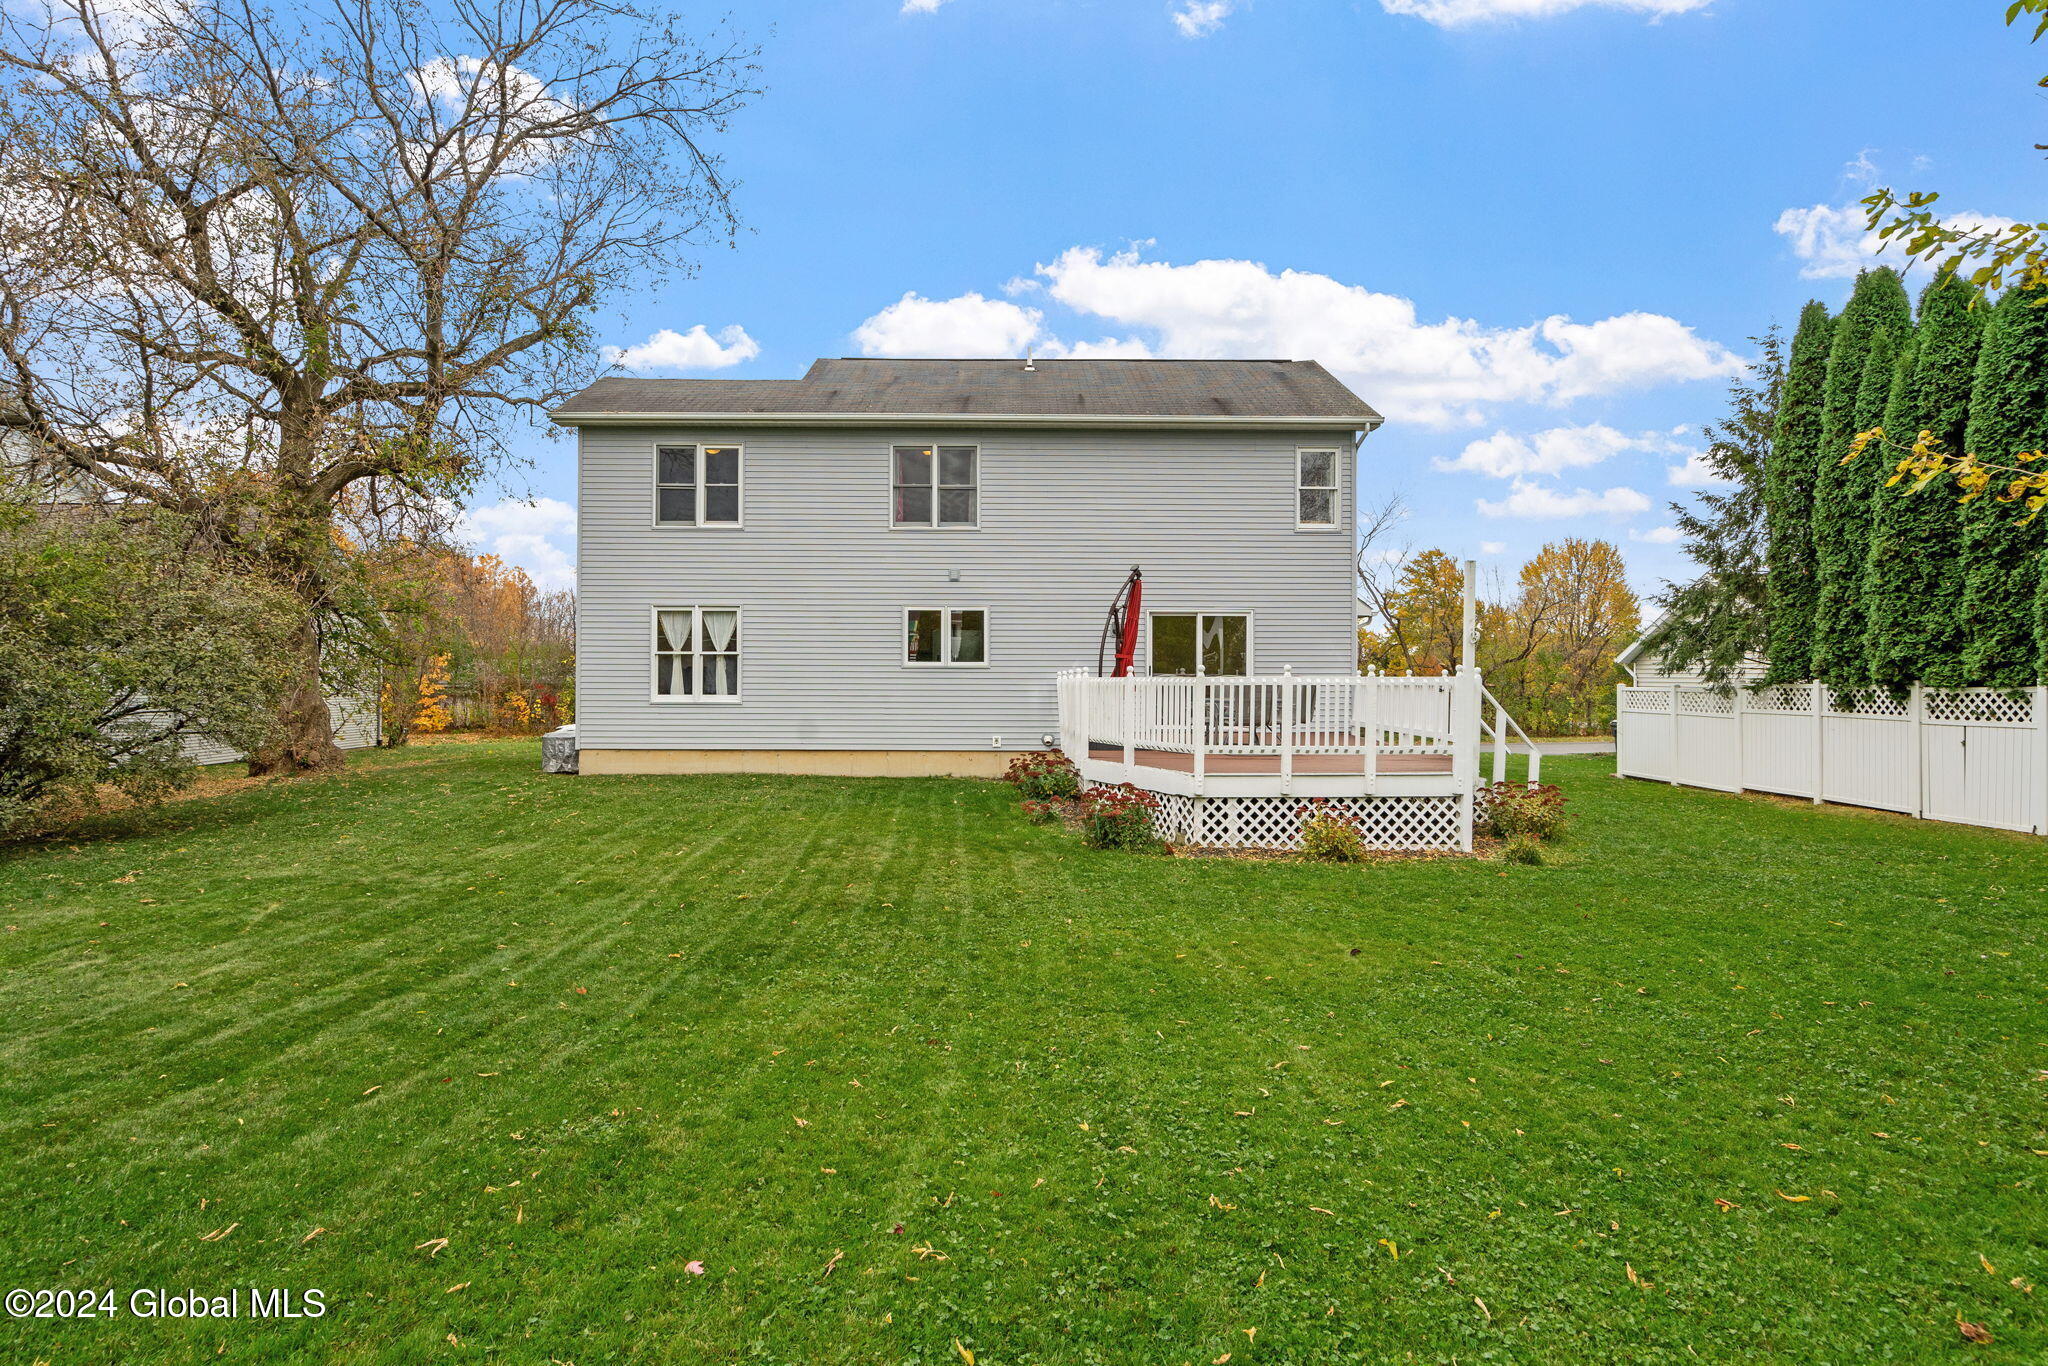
[1054,668,1531,797]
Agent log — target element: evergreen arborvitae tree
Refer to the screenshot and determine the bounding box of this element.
[1762,301,1833,683]
[1960,287,2048,686]
[1863,276,1986,692]
[1811,268,1911,686]
[1643,329,1781,689]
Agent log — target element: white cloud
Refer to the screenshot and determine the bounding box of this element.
[1434,423,1679,478]
[1632,524,1683,544]
[845,247,1740,427]
[900,0,949,11]
[1032,247,1741,427]
[1479,540,1507,555]
[1379,0,1710,25]
[1172,1,1234,37]
[458,497,577,589]
[1774,202,2018,281]
[1475,480,1651,519]
[852,291,1044,358]
[603,325,760,373]
[1666,449,1729,487]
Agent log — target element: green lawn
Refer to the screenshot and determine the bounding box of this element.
[1,742,2043,1364]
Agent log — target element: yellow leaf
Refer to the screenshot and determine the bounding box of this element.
[1775,1190,1810,1203]
[1980,1253,1998,1275]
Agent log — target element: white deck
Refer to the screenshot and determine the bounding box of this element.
[1055,670,1536,850]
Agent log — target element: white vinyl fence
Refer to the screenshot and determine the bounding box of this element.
[1616,682,2047,835]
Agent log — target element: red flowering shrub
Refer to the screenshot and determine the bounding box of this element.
[1076,783,1160,851]
[1019,798,1060,825]
[1004,750,1080,801]
[1478,782,1568,840]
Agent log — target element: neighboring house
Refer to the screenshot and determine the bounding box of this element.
[1614,609,1765,688]
[553,357,1378,777]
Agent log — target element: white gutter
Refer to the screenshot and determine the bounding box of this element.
[550,410,1383,431]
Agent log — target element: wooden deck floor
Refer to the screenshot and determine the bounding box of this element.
[1087,743,1453,776]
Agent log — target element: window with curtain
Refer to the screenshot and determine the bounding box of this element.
[1149,613,1249,676]
[1297,449,1338,527]
[892,445,978,527]
[655,445,742,526]
[905,608,988,665]
[654,607,741,698]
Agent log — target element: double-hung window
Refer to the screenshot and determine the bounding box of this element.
[653,606,741,699]
[905,608,987,666]
[893,445,977,527]
[1297,449,1338,528]
[655,444,742,526]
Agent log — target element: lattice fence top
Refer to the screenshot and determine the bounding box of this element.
[1924,689,2035,725]
[1746,683,1815,713]
[1619,687,1670,713]
[1825,688,1909,718]
[1675,688,1735,716]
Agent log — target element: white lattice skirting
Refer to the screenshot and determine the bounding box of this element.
[1115,787,1464,851]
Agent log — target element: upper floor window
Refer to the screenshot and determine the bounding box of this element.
[905,608,987,666]
[1297,449,1338,528]
[653,606,740,700]
[893,444,977,527]
[656,444,741,527]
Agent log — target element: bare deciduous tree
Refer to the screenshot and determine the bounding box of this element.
[0,0,756,768]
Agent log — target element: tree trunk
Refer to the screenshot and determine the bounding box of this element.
[249,615,344,774]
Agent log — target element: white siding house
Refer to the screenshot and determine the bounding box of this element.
[556,358,1376,777]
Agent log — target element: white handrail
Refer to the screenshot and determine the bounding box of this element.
[1480,684,1542,788]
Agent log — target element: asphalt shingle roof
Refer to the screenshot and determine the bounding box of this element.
[552,358,1378,423]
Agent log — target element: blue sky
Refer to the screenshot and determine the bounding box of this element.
[467,0,2043,604]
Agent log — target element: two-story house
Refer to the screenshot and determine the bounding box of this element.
[552,357,1380,778]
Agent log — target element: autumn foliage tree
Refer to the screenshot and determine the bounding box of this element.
[0,0,752,771]
[1357,529,1638,736]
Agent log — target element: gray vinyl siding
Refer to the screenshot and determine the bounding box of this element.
[181,693,379,766]
[575,425,1362,752]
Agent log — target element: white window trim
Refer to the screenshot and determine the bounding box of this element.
[902,606,991,668]
[649,605,744,703]
[1144,610,1256,677]
[651,441,746,530]
[888,441,981,531]
[1296,447,1341,531]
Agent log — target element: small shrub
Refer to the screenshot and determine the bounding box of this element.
[1020,798,1059,825]
[1004,750,1080,801]
[1501,834,1546,866]
[1076,783,1160,851]
[1297,802,1368,863]
[1479,781,1568,840]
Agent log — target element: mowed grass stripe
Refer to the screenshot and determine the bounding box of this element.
[0,740,2042,1362]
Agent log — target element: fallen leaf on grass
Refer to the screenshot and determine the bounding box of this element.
[360,1085,381,1095]
[416,1238,450,1257]
[684,1260,704,1275]
[1713,1199,1739,1212]
[793,1116,809,1128]
[301,1227,326,1244]
[1307,1206,1334,1216]
[1979,1254,1997,1275]
[1212,1356,1231,1364]
[955,1342,975,1366]
[445,1282,469,1294]
[198,1223,238,1242]
[1958,1316,1994,1344]
[1775,1191,1810,1203]
[821,1249,843,1277]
